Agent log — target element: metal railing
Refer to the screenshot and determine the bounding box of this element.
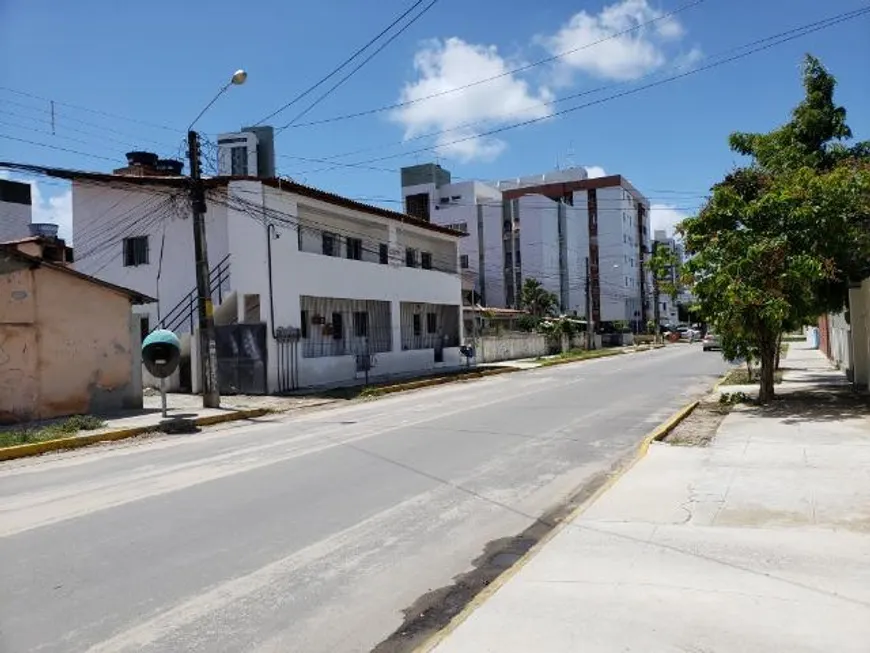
[153,254,231,335]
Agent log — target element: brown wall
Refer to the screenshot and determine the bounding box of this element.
[818,314,831,359]
[0,262,140,423]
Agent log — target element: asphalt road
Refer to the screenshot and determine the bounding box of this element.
[0,345,727,653]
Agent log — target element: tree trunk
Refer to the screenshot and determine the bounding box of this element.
[745,358,753,382]
[758,333,777,403]
[774,332,783,370]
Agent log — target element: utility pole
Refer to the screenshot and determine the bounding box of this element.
[585,256,594,350]
[187,130,220,408]
[652,241,661,345]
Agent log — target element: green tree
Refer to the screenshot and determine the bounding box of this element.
[680,55,870,403]
[649,243,680,303]
[520,278,558,317]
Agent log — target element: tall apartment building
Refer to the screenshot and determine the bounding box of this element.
[653,229,691,325]
[400,163,652,330]
[0,178,33,242]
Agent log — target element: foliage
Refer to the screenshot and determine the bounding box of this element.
[649,242,681,302]
[0,414,106,448]
[519,278,558,317]
[611,320,631,333]
[646,319,657,335]
[515,314,541,332]
[680,55,870,402]
[538,316,579,339]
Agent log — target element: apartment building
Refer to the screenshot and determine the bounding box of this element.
[400,163,652,330]
[0,178,33,243]
[13,152,465,394]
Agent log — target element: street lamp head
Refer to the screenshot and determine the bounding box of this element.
[231,69,248,85]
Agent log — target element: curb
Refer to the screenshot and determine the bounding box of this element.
[360,367,520,398]
[413,398,702,653]
[536,349,624,368]
[0,408,271,462]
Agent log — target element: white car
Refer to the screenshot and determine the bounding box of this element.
[702,332,721,351]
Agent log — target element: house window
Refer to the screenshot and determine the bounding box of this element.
[406,248,417,267]
[353,311,368,338]
[421,252,432,270]
[379,243,389,264]
[123,236,149,267]
[346,237,363,261]
[460,254,469,269]
[322,233,336,256]
[447,222,468,233]
[413,314,422,336]
[426,312,437,334]
[230,146,248,176]
[331,312,343,340]
[139,315,150,343]
[300,310,308,339]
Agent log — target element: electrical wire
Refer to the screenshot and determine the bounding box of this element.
[0,86,180,133]
[0,134,124,163]
[275,0,440,132]
[284,0,707,129]
[253,0,433,126]
[294,6,870,174]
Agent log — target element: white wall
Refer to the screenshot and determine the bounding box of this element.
[828,311,851,372]
[516,194,561,305]
[70,178,463,394]
[474,333,549,363]
[480,202,505,308]
[572,185,645,323]
[0,199,31,243]
[564,203,587,316]
[227,181,463,391]
[72,181,230,331]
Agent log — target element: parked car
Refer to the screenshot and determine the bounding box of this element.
[702,331,721,351]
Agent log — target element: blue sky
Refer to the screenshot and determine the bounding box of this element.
[1,0,868,241]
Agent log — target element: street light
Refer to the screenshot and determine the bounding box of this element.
[188,69,248,131]
[187,69,247,408]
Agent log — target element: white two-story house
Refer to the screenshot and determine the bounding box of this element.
[30,154,465,394]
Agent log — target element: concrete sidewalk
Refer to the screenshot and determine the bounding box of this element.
[430,344,870,652]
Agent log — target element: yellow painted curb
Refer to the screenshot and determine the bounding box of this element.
[0,408,272,462]
[537,350,624,368]
[362,367,517,397]
[413,398,702,653]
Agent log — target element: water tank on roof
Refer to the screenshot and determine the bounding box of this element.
[29,223,59,238]
[155,159,184,175]
[126,151,159,167]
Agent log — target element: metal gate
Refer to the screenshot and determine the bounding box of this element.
[214,324,268,395]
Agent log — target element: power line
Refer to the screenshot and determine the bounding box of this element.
[275,0,441,132]
[253,0,433,126]
[283,0,707,130]
[296,6,870,174]
[0,87,181,133]
[0,134,124,163]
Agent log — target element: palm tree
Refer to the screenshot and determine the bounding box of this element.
[520,278,558,317]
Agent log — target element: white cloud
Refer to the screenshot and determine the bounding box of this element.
[33,185,73,243]
[650,203,689,237]
[0,171,73,243]
[542,0,690,81]
[390,38,554,162]
[584,165,607,178]
[673,45,704,71]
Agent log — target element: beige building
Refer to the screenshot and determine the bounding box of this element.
[0,236,153,424]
